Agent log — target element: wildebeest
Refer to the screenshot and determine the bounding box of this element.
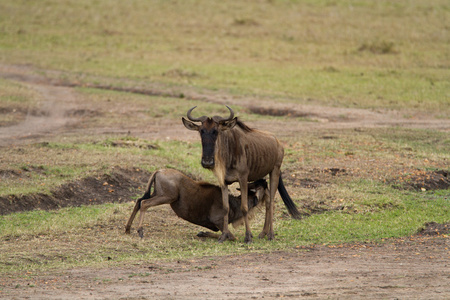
[125,169,269,239]
[182,106,301,243]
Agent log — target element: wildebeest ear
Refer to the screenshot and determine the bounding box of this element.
[182,117,200,131]
[219,117,237,131]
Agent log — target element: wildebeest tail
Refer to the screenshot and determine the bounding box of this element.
[125,171,157,233]
[278,175,302,219]
[136,171,157,209]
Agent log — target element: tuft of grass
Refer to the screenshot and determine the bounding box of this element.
[358,40,397,54]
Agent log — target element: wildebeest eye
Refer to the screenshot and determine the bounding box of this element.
[200,129,206,134]
[212,129,218,135]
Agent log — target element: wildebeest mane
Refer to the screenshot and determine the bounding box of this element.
[235,118,253,132]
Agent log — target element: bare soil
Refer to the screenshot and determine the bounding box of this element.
[0,64,449,299]
[2,231,450,300]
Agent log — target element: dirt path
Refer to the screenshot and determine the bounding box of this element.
[0,84,80,146]
[0,64,449,299]
[0,65,81,146]
[2,235,449,299]
[0,64,448,149]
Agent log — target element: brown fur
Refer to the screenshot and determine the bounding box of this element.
[183,106,301,244]
[125,169,268,239]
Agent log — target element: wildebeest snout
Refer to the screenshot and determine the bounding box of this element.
[201,156,215,168]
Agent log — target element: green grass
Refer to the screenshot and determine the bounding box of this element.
[378,128,450,156]
[0,184,447,273]
[0,78,41,126]
[280,193,449,245]
[0,0,448,111]
[1,126,449,274]
[0,205,107,237]
[0,136,221,197]
[0,78,37,105]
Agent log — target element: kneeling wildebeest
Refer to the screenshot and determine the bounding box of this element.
[182,106,301,243]
[125,169,269,239]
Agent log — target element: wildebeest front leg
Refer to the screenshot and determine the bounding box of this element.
[239,179,253,244]
[218,186,235,243]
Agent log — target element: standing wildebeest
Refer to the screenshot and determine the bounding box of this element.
[182,106,301,243]
[125,169,269,239]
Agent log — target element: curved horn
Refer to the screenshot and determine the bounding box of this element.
[186,106,208,122]
[212,105,235,123]
[225,105,234,121]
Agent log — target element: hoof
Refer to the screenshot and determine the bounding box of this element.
[197,231,208,238]
[258,231,274,241]
[244,232,253,244]
[218,232,235,243]
[137,228,144,239]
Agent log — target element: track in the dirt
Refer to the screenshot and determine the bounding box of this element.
[1,63,449,149]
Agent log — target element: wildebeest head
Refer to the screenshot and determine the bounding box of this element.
[246,179,269,208]
[229,178,269,223]
[182,106,237,169]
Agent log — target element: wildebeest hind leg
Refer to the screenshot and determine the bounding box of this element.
[197,232,219,239]
[258,191,272,239]
[136,196,173,238]
[125,197,143,234]
[260,169,279,240]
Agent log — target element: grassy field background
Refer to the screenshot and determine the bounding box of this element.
[0,0,449,275]
[1,0,449,111]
